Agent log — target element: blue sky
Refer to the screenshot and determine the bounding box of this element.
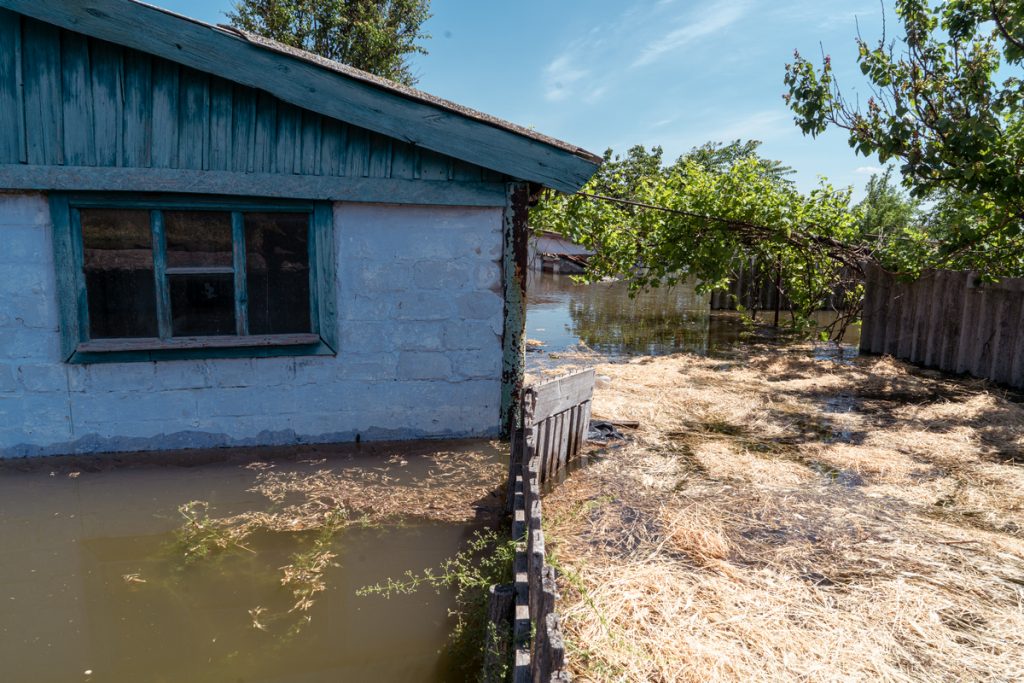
[159,0,891,199]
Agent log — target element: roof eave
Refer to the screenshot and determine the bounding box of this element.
[1,0,601,192]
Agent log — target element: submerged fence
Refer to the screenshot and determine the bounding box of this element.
[492,369,594,683]
[861,265,1024,388]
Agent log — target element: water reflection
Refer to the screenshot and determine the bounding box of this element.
[0,440,503,683]
[525,271,859,366]
[528,272,741,360]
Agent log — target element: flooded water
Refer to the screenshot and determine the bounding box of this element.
[0,440,504,683]
[0,273,862,683]
[525,272,859,367]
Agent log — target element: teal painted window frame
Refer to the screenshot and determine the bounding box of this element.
[50,193,337,363]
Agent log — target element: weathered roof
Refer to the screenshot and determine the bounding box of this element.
[0,0,602,193]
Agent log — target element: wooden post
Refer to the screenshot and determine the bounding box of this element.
[535,612,567,683]
[501,182,530,439]
[483,583,515,683]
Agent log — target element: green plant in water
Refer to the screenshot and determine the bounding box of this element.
[281,510,348,614]
[357,529,516,680]
[176,501,253,563]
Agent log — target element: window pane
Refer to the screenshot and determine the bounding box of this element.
[80,209,158,339]
[245,213,312,334]
[165,211,233,269]
[170,274,235,336]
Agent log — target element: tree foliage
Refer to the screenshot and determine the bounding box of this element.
[227,0,431,86]
[784,0,1024,276]
[531,142,865,333]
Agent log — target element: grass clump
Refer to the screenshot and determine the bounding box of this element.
[358,529,517,681]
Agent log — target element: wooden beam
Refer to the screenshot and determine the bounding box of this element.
[1,0,601,192]
[0,164,508,206]
[76,333,321,352]
[500,182,530,438]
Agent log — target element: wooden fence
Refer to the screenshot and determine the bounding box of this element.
[709,259,855,315]
[494,369,594,683]
[861,265,1024,388]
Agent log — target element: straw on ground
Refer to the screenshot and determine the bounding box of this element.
[542,346,1024,682]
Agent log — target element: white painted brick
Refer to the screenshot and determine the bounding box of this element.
[207,357,297,388]
[72,419,199,441]
[194,386,298,417]
[0,225,49,264]
[354,262,413,292]
[0,264,48,294]
[391,322,444,351]
[153,361,210,390]
[206,359,255,388]
[0,365,17,393]
[1,291,58,329]
[0,327,61,361]
[250,357,297,384]
[413,260,474,290]
[397,352,452,380]
[393,292,455,320]
[339,322,395,353]
[474,261,503,290]
[340,295,395,322]
[16,364,67,393]
[335,355,399,381]
[451,351,503,380]
[71,391,195,425]
[0,195,49,228]
[0,394,72,439]
[456,291,503,320]
[81,362,156,392]
[442,320,498,350]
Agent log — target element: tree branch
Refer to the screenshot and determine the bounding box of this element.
[991,0,1024,54]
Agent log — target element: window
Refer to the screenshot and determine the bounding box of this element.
[51,195,336,363]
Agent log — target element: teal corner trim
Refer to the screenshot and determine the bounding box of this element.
[49,194,79,361]
[499,182,529,438]
[50,192,339,364]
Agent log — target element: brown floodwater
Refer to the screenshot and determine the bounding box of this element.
[525,271,860,368]
[0,440,504,683]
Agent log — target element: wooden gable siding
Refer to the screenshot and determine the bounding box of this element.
[0,11,505,204]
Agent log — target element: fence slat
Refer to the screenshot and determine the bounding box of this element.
[863,269,1024,388]
[869,267,891,354]
[507,368,594,682]
[923,270,946,367]
[910,274,932,363]
[1011,299,1024,387]
[991,292,1018,385]
[484,583,515,683]
[531,369,596,423]
[897,279,918,359]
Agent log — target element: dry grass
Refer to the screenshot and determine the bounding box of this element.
[543,346,1024,682]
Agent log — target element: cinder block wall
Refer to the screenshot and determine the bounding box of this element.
[0,193,505,457]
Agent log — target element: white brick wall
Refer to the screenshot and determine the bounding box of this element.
[0,194,505,457]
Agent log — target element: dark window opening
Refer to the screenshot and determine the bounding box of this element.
[81,209,159,339]
[245,212,311,335]
[78,206,314,343]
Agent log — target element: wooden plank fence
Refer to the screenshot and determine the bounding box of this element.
[861,264,1024,388]
[497,368,594,683]
[709,259,856,314]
